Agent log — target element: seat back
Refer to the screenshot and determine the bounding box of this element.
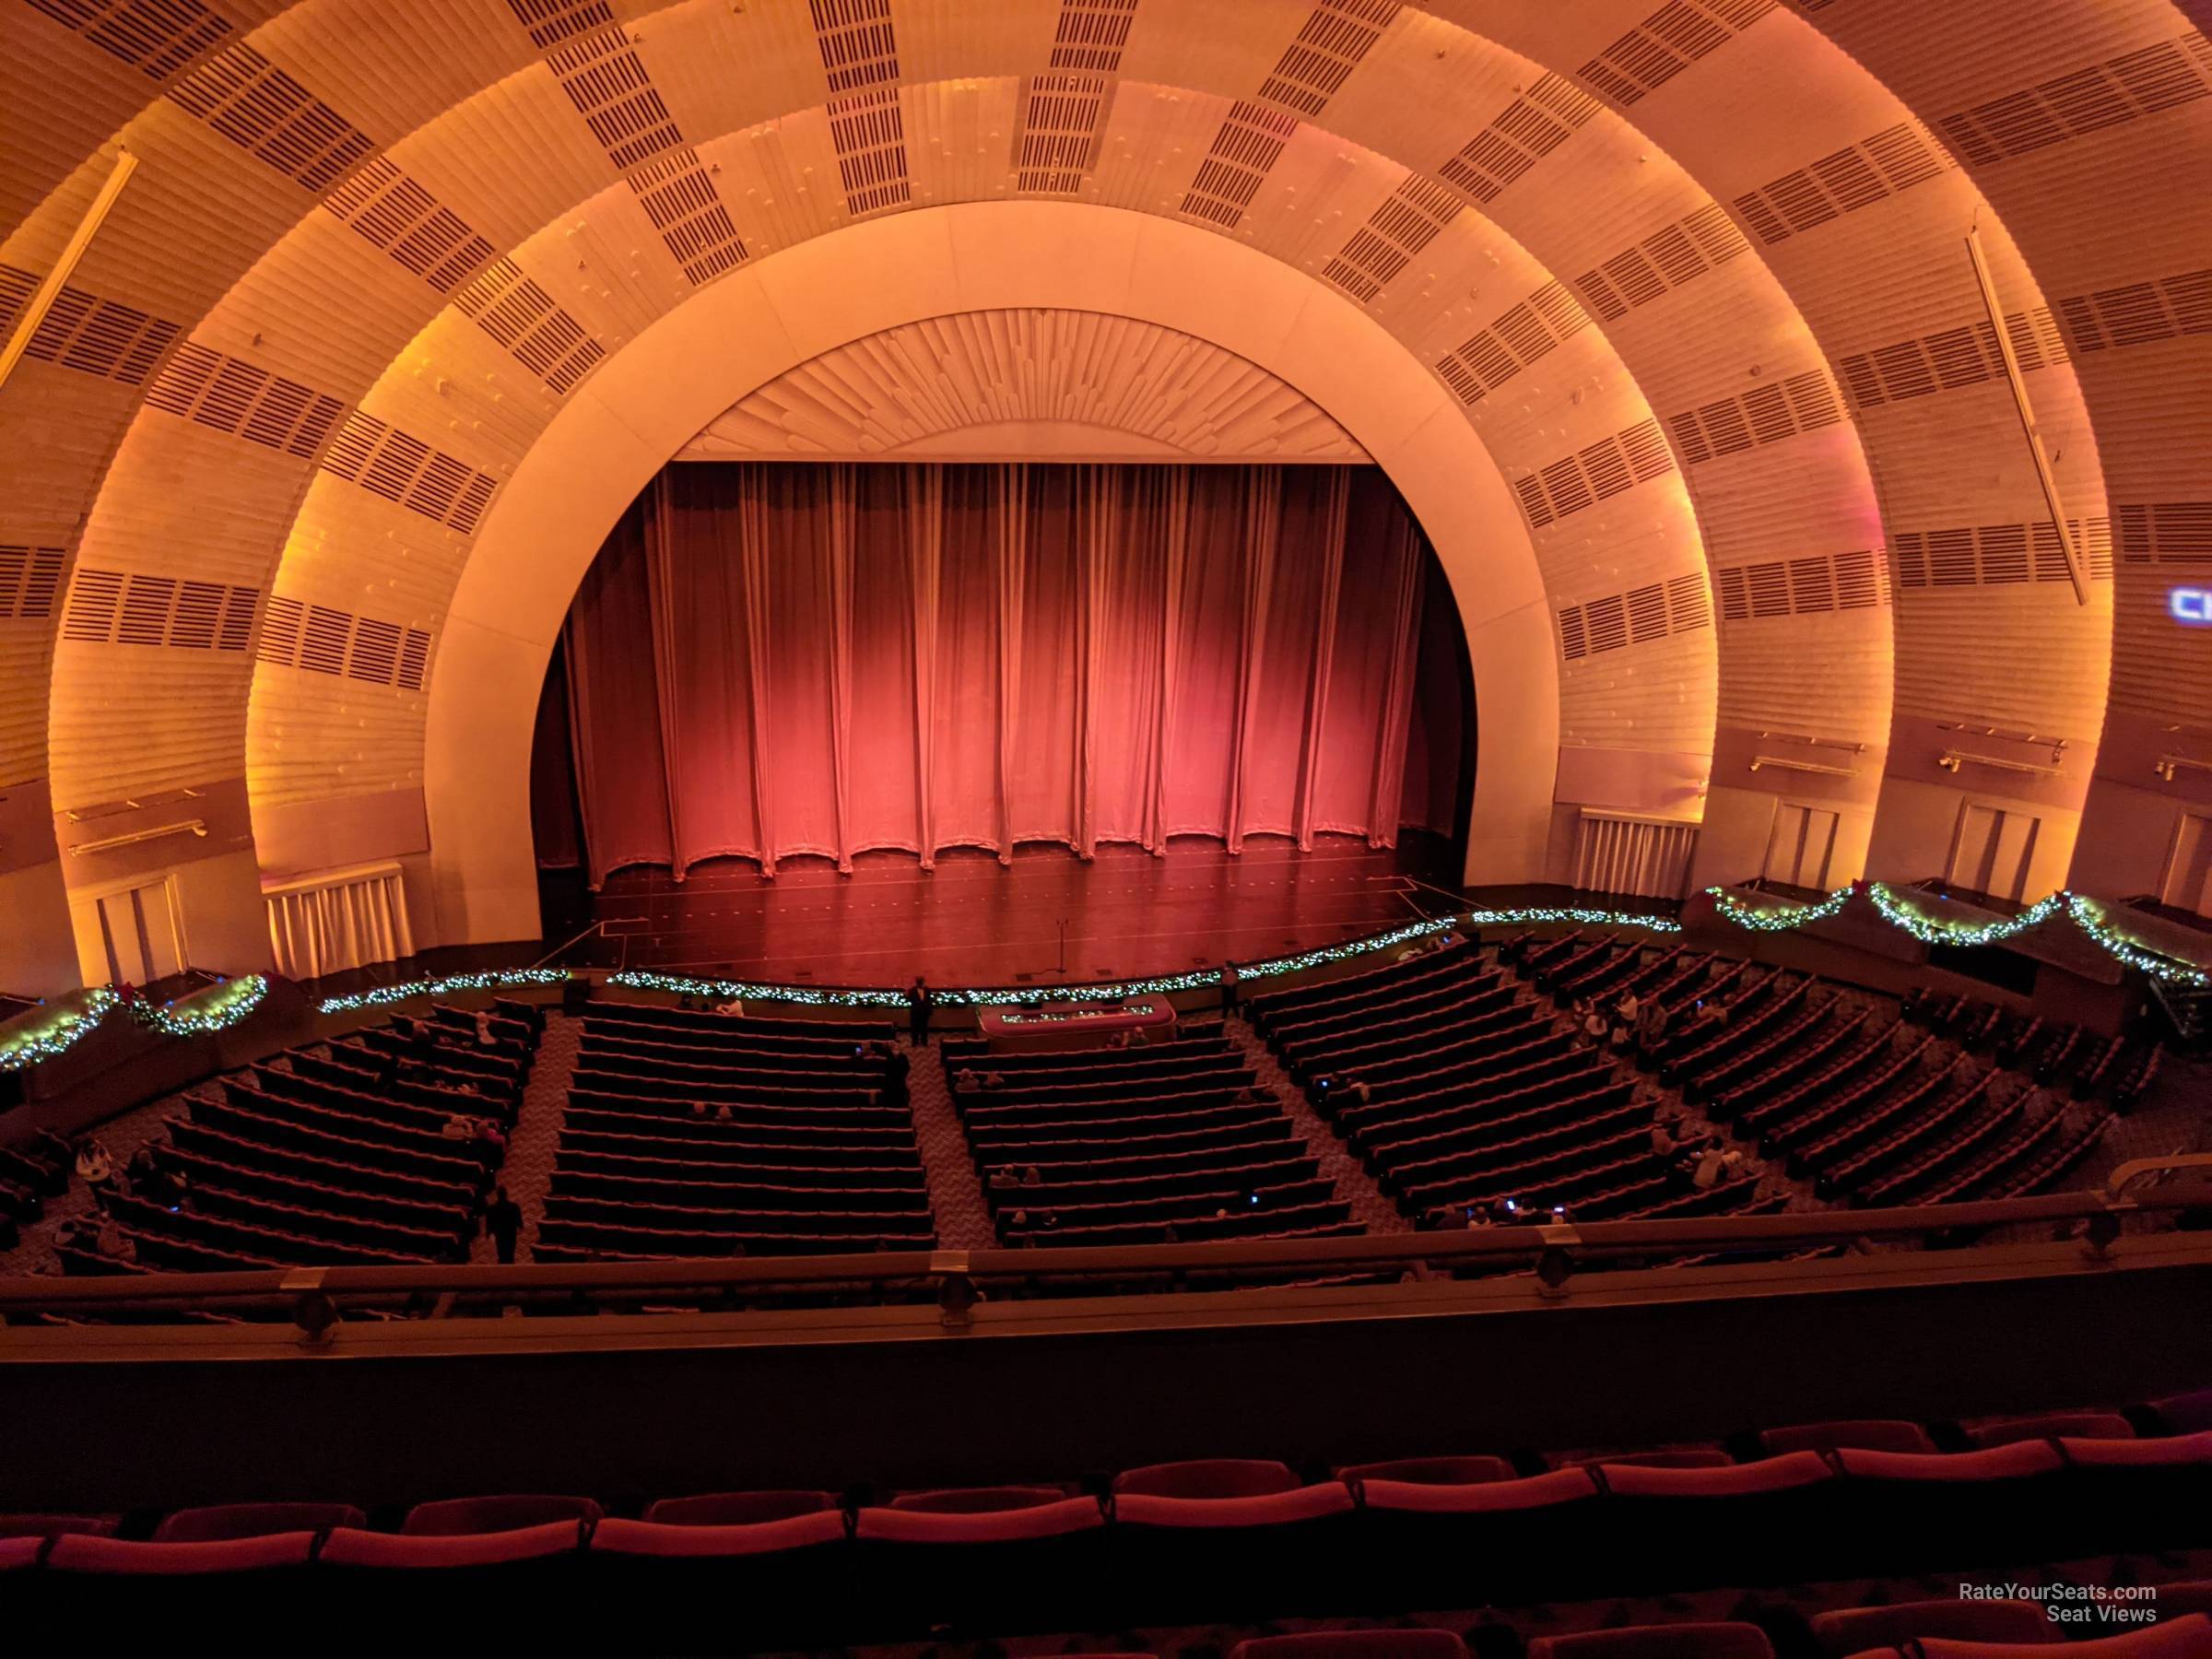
[402,1494,603,1535]
[1335,1455,1512,1487]
[1810,1598,2050,1655]
[1761,1419,1935,1456]
[1230,1634,1469,1659]
[642,1489,837,1526]
[1530,1623,1775,1659]
[155,1501,365,1542]
[887,1485,1070,1513]
[1112,1458,1299,1499]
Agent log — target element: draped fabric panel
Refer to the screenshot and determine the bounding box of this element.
[1572,811,1700,900]
[265,862,415,979]
[549,462,1463,886]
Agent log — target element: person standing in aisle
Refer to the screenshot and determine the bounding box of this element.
[909,976,933,1046]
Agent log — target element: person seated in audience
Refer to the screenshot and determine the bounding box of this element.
[1020,1166,1043,1189]
[1006,1209,1028,1233]
[125,1144,159,1193]
[1688,1144,1747,1190]
[1636,997,1670,1057]
[441,1113,477,1143]
[987,1168,1019,1194]
[474,1118,507,1158]
[74,1136,113,1193]
[1617,990,1642,1025]
[690,1100,709,1119]
[715,1103,733,1122]
[713,996,744,1018]
[1343,1074,1374,1107]
[952,1068,981,1095]
[2020,1084,2059,1124]
[1651,1113,1683,1157]
[1234,1085,1264,1105]
[94,1207,135,1263]
[1580,1003,1609,1043]
[473,1010,500,1049]
[484,1185,524,1265]
[982,1071,1006,1089]
[1038,1211,1060,1233]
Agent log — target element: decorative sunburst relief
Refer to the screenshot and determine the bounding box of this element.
[674,309,1374,464]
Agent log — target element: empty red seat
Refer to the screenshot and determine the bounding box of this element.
[1597,1452,1833,1500]
[2147,1389,2212,1435]
[1335,1455,1512,1486]
[154,1502,364,1542]
[1230,1633,1469,1659]
[402,1494,603,1535]
[592,1511,848,1557]
[1830,1440,2065,1483]
[1761,1419,1935,1456]
[1358,1466,1599,1514]
[1810,1598,2050,1655]
[853,1495,1105,1544]
[1965,1412,2134,1448]
[1527,1622,1775,1659]
[42,1531,320,1574]
[1114,1458,1300,1499]
[1846,1612,2211,1658]
[0,1512,114,1538]
[321,1521,585,1569]
[887,1485,1069,1512]
[642,1490,836,1525]
[1568,1450,1734,1471]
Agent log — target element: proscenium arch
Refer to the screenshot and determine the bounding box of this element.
[423,202,1559,946]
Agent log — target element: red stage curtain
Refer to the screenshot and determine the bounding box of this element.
[550,462,1463,885]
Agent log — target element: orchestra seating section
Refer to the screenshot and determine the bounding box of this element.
[3,1391,2206,1647]
[54,1002,543,1275]
[536,1001,934,1262]
[943,1020,1359,1253]
[1249,935,1776,1231]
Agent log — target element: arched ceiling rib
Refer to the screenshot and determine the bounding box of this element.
[2,0,2200,943]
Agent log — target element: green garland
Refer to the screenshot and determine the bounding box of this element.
[0,988,122,1071]
[607,908,1680,1009]
[316,968,571,1017]
[1704,880,2210,987]
[131,974,270,1037]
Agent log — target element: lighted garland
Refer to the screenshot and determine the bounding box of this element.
[131,973,270,1037]
[606,909,1683,1009]
[1704,880,2211,986]
[317,967,571,1017]
[0,987,122,1071]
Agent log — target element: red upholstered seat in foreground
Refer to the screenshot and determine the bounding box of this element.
[1230,1632,1469,1659]
[1113,1458,1302,1499]
[1566,1450,1735,1471]
[1808,1598,2051,1655]
[154,1502,364,1542]
[0,1513,115,1539]
[1527,1621,1775,1659]
[888,1485,1070,1512]
[1760,1419,1936,1456]
[1845,1612,2211,1659]
[591,1511,849,1557]
[2147,1390,2212,1435]
[1964,1412,2135,1448]
[41,1532,320,1574]
[642,1490,837,1525]
[402,1494,603,1535]
[853,1496,1106,1544]
[1335,1455,1512,1486]
[321,1521,585,1568]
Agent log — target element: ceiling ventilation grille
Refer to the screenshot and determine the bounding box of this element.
[0,547,66,620]
[452,258,607,394]
[143,341,348,458]
[1513,419,1677,530]
[510,7,749,286]
[1433,280,1592,406]
[27,0,232,81]
[0,263,181,386]
[1835,310,2070,410]
[317,413,500,534]
[1439,73,1599,204]
[1576,0,1776,107]
[1715,549,1889,622]
[166,42,378,193]
[827,88,912,216]
[1180,100,1299,229]
[1889,519,2114,589]
[1048,0,1137,71]
[1936,32,2209,167]
[256,596,434,690]
[1557,571,1711,663]
[1257,0,1398,118]
[323,159,498,295]
[1321,174,1461,302]
[808,0,899,94]
[1015,74,1114,194]
[1729,122,1952,246]
[1665,371,1843,465]
[2053,266,2212,354]
[1572,201,1749,321]
[2116,503,2212,565]
[61,568,256,649]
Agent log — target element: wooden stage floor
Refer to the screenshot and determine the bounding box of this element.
[543,833,1462,989]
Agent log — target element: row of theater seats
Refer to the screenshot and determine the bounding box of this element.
[942,1020,1359,1250]
[1905,989,2163,1113]
[5,1394,2205,1641]
[55,1003,541,1275]
[1653,968,2117,1211]
[536,999,935,1261]
[1248,935,1772,1232]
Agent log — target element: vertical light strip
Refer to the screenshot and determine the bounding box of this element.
[0,147,138,394]
[1965,226,2088,606]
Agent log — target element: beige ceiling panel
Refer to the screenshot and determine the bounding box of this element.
[1717,612,1892,744]
[247,667,427,809]
[0,368,147,541]
[48,644,253,806]
[904,77,1026,207]
[0,9,166,239]
[630,0,841,140]
[365,311,556,473]
[0,626,62,788]
[276,486,469,634]
[1530,480,1703,604]
[1558,627,1718,755]
[265,0,532,146]
[1890,582,2113,738]
[72,418,312,588]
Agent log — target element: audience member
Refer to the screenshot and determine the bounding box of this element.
[485,1186,524,1265]
[75,1137,113,1192]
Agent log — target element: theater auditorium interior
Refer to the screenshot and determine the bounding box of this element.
[2,0,2211,1650]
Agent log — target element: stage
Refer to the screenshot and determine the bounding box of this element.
[538,832,1461,988]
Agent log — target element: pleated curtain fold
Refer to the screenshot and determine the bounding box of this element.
[265,863,415,979]
[549,462,1458,887]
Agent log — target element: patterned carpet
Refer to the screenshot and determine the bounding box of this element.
[1228,1008,1411,1235]
[907,1030,996,1251]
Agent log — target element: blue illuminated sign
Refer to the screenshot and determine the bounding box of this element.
[2173,588,2212,627]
